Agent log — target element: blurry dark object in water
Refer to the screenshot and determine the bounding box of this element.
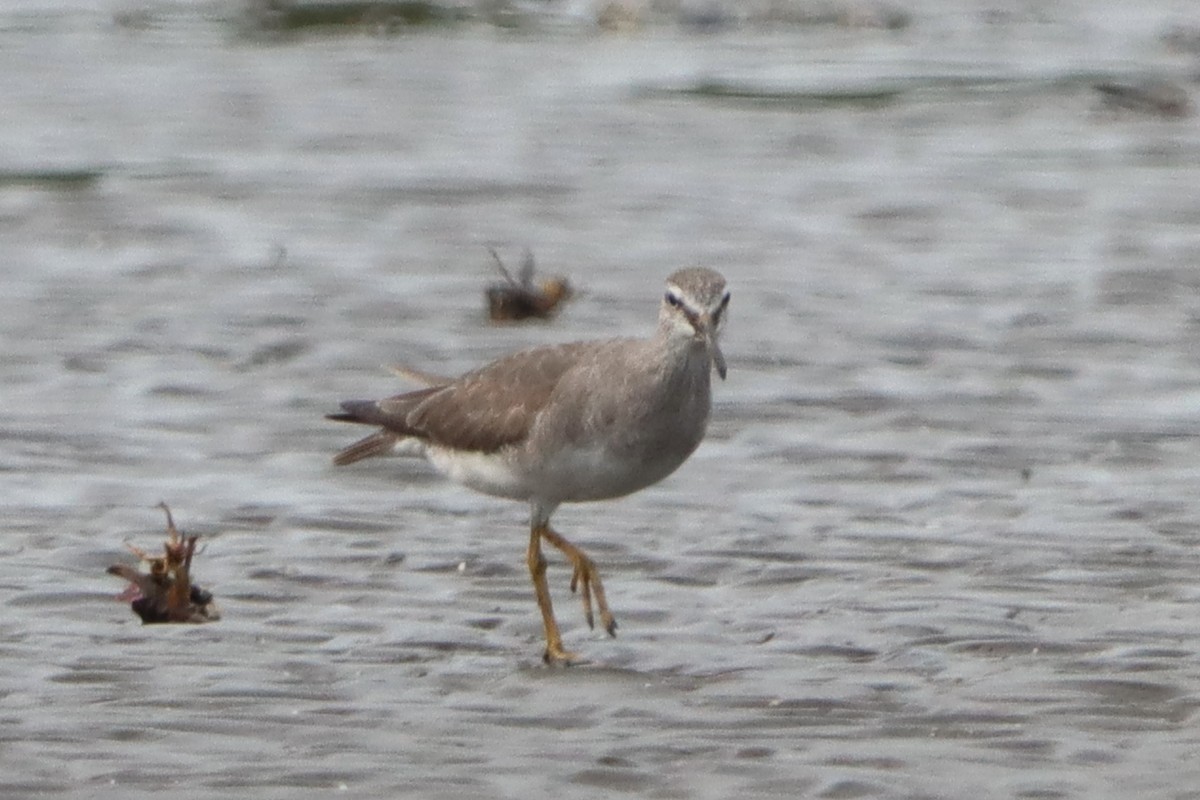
[596,1,643,32]
[238,0,915,34]
[0,168,103,191]
[107,503,220,624]
[485,248,573,322]
[764,0,911,30]
[242,0,465,35]
[1161,24,1200,55]
[639,80,901,110]
[1094,79,1191,119]
[590,0,912,32]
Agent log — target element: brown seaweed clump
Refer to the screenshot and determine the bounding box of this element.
[107,503,220,624]
[485,248,573,322]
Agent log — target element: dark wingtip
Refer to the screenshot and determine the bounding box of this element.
[327,400,377,424]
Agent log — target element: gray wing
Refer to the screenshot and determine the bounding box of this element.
[402,342,607,452]
[330,341,613,456]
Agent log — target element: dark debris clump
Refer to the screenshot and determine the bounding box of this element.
[485,248,573,322]
[107,503,221,624]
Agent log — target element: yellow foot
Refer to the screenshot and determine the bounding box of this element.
[569,561,618,636]
[542,644,587,666]
[540,526,618,637]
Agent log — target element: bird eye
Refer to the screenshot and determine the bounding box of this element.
[665,292,682,308]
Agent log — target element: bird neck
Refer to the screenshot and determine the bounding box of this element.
[653,325,712,386]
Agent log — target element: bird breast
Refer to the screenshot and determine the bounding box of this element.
[523,342,712,502]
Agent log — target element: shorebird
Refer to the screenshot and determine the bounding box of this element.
[327,267,729,663]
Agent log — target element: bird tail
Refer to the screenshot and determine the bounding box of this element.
[327,392,439,465]
[331,430,400,466]
[325,399,385,426]
[327,400,416,465]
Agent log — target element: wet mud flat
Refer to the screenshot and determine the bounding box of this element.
[4,1,1200,798]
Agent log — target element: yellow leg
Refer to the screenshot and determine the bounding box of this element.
[540,526,617,637]
[527,525,580,664]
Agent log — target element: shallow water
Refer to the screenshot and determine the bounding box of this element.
[4,2,1200,798]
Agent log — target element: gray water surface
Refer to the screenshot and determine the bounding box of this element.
[4,2,1200,798]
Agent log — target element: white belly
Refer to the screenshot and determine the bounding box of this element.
[424,445,531,501]
[421,439,690,506]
